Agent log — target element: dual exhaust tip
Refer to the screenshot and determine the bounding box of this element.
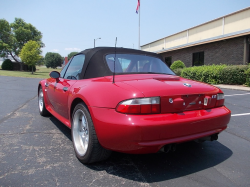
[159,134,218,153]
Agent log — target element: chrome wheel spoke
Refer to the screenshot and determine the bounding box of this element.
[72,109,89,156]
[38,89,44,112]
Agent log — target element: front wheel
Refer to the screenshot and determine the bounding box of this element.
[38,87,50,116]
[71,102,111,164]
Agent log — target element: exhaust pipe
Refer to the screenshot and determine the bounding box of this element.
[195,133,218,143]
[160,144,177,153]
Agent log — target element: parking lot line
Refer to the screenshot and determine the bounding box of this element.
[225,93,250,97]
[231,113,250,117]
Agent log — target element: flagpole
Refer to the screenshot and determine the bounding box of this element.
[138,2,140,49]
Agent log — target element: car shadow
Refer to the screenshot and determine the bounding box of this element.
[48,116,233,183]
[49,116,71,141]
[86,141,232,183]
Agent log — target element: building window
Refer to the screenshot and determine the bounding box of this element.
[165,56,172,67]
[193,52,204,66]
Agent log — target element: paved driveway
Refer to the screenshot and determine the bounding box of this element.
[0,76,250,186]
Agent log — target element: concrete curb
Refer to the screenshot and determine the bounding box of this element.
[214,84,250,91]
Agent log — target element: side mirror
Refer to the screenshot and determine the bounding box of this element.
[49,71,60,81]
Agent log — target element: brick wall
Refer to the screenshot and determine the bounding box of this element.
[161,36,247,67]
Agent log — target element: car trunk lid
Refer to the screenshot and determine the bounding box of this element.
[121,75,220,113]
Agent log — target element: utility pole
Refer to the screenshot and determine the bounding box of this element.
[94,38,101,47]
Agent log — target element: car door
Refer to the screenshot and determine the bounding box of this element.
[51,54,85,119]
[45,58,72,111]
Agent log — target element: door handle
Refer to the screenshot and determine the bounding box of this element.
[63,87,68,92]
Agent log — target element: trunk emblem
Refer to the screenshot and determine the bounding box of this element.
[183,83,191,87]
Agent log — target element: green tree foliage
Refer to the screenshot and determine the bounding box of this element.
[0,18,43,64]
[68,52,78,60]
[170,60,186,70]
[45,52,63,69]
[19,40,41,74]
[2,59,13,70]
[37,57,45,66]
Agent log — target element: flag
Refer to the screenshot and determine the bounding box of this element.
[136,0,140,14]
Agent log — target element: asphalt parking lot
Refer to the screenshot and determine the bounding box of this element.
[0,76,250,187]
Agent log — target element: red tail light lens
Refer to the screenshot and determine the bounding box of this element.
[116,97,161,114]
[216,93,225,107]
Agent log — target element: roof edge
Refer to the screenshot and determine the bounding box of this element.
[141,6,250,47]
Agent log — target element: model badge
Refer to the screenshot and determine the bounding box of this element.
[183,83,191,87]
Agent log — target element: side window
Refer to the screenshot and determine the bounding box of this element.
[60,58,72,78]
[64,55,85,80]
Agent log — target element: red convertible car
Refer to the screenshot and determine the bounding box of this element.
[38,47,231,164]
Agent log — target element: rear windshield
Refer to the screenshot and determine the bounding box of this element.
[106,54,175,75]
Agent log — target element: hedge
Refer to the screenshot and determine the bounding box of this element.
[181,65,226,84]
[180,64,250,86]
[245,67,250,87]
[220,65,249,85]
[173,68,183,76]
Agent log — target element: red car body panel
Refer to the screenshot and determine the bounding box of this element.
[38,47,231,155]
[90,106,230,154]
[39,73,231,154]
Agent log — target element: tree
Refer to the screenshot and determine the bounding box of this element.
[68,52,78,60]
[45,52,63,69]
[0,18,43,69]
[37,57,45,66]
[19,40,41,74]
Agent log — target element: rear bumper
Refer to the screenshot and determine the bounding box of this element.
[90,106,231,154]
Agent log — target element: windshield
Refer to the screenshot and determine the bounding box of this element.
[106,54,175,75]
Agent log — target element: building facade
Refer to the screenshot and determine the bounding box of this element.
[141,7,250,67]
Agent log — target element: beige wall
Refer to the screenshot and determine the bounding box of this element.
[141,7,250,53]
[188,19,222,42]
[165,31,187,48]
[149,39,165,52]
[224,8,250,34]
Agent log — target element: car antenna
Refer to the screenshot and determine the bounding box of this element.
[113,37,117,84]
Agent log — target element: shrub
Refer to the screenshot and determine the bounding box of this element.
[245,68,250,87]
[173,68,183,76]
[2,59,13,70]
[170,60,186,70]
[181,64,226,84]
[220,65,249,85]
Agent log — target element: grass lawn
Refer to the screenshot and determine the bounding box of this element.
[0,66,59,79]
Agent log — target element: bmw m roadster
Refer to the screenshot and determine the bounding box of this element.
[38,47,231,164]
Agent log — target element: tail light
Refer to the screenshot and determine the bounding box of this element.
[216,93,224,107]
[116,97,160,114]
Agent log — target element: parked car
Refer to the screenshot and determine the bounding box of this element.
[38,47,231,164]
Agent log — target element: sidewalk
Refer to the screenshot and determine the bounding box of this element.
[214,84,250,91]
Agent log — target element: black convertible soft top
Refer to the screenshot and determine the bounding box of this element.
[76,47,163,79]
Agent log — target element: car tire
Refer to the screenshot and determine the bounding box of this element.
[38,87,50,116]
[71,102,111,164]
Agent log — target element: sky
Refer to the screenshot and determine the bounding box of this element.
[1,0,250,57]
